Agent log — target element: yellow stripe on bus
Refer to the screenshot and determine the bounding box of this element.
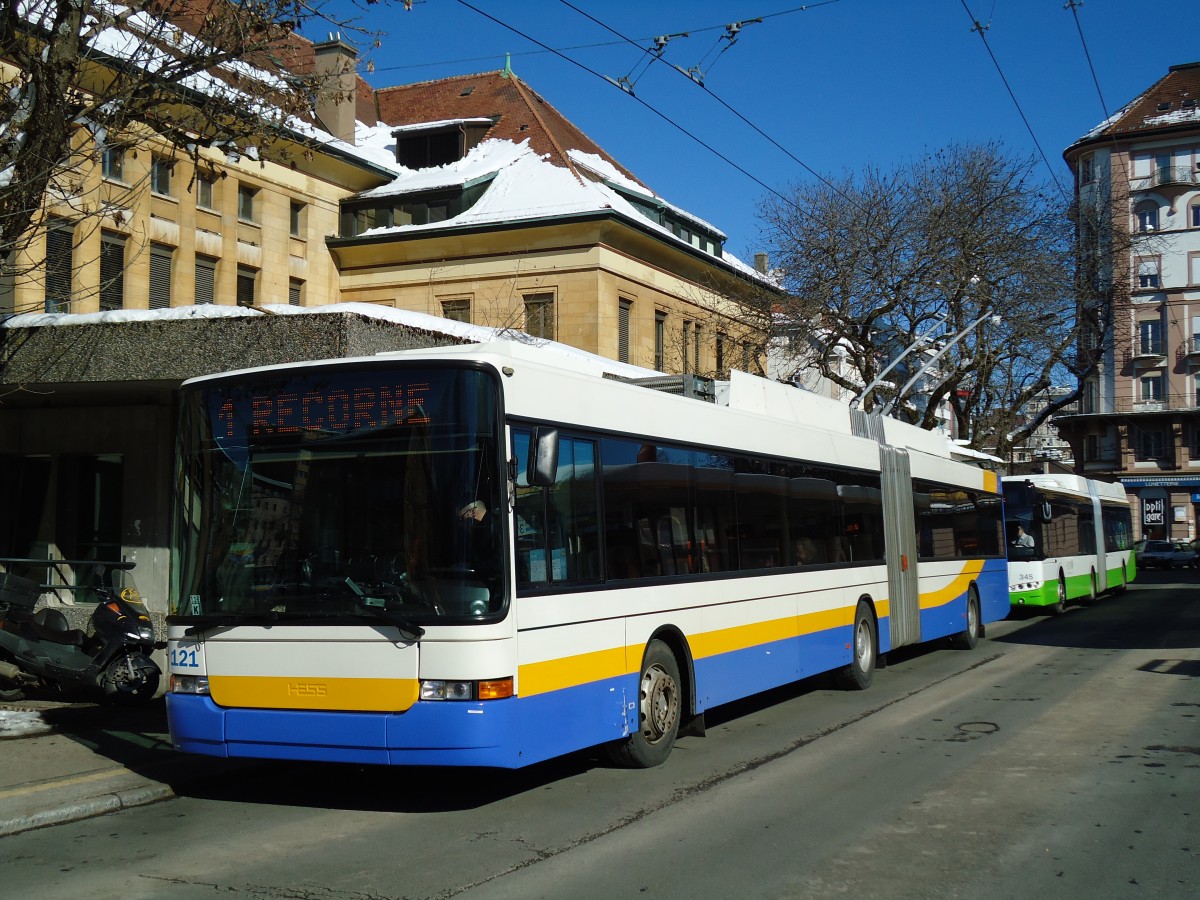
[208,675,420,712]
[517,646,628,698]
[517,561,988,698]
[918,559,984,610]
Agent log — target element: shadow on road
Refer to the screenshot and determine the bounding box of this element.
[992,567,1199,652]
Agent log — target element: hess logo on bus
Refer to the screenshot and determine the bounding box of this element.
[287,682,329,697]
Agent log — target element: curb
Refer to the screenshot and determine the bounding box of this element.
[0,781,175,837]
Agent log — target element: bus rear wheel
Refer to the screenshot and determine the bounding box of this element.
[950,588,980,650]
[837,601,876,690]
[607,640,681,768]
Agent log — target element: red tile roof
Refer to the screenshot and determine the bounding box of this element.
[1083,60,1200,142]
[373,70,644,187]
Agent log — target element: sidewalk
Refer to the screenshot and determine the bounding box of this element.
[0,695,243,837]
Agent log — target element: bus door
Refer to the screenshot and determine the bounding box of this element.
[880,446,920,648]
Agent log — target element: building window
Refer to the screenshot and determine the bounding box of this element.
[1139,319,1163,356]
[716,332,727,377]
[1136,428,1167,461]
[196,174,215,210]
[682,320,694,373]
[1082,379,1098,414]
[237,185,258,223]
[288,278,303,306]
[1135,200,1159,233]
[1081,154,1096,185]
[101,146,124,181]
[150,156,172,196]
[694,323,703,374]
[98,231,126,311]
[524,292,555,340]
[236,266,257,307]
[441,298,471,323]
[148,243,172,309]
[1136,258,1161,289]
[654,310,666,371]
[1190,253,1200,287]
[195,255,216,304]
[1084,434,1100,461]
[1191,202,1200,229]
[618,298,632,364]
[290,201,306,238]
[44,217,74,313]
[1139,374,1163,402]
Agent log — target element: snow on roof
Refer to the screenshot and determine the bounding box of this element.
[0,301,660,380]
[347,136,767,281]
[568,149,726,240]
[389,118,495,134]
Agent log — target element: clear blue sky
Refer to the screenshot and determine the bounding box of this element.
[315,0,1199,261]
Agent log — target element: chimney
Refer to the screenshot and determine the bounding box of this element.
[754,252,769,275]
[313,34,358,145]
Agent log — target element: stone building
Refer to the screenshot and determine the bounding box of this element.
[1058,61,1200,540]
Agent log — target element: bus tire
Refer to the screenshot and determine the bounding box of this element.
[950,588,980,650]
[837,601,876,690]
[608,640,681,768]
[1052,575,1067,615]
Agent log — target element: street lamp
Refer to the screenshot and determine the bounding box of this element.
[877,309,1001,418]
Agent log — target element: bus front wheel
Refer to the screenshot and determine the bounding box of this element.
[1052,575,1067,615]
[837,601,876,690]
[608,640,681,768]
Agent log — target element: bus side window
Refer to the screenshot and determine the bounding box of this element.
[514,429,600,588]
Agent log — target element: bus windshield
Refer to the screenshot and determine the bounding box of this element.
[170,365,505,624]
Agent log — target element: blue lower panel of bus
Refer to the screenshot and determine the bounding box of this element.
[166,676,631,769]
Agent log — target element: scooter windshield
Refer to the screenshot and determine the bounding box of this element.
[170,365,505,624]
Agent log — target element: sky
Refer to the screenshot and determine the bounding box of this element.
[310,0,1199,262]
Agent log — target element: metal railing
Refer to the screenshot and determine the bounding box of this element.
[1132,166,1200,191]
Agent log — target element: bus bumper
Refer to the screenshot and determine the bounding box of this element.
[166,692,528,768]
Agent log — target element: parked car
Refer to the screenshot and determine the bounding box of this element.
[1172,540,1198,568]
[1136,540,1178,568]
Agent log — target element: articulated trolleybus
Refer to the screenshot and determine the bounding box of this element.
[166,342,1008,769]
[1002,474,1134,614]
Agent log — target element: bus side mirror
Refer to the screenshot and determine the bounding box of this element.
[1038,501,1052,524]
[527,427,559,487]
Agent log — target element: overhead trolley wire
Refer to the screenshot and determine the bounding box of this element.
[452,0,805,216]
[957,0,1070,203]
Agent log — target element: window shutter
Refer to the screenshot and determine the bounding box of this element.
[44,219,74,312]
[618,299,631,363]
[98,232,126,311]
[289,279,302,306]
[194,256,216,304]
[149,243,172,309]
[236,265,256,307]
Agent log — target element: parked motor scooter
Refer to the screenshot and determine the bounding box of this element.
[0,565,160,705]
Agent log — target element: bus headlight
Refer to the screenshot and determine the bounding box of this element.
[171,675,210,695]
[420,677,513,701]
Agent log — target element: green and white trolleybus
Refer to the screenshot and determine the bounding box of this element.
[166,341,1010,768]
[1002,474,1135,614]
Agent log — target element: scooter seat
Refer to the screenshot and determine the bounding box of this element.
[30,608,87,646]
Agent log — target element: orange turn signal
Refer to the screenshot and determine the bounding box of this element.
[477,678,514,700]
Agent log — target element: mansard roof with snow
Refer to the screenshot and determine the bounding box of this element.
[335,69,756,277]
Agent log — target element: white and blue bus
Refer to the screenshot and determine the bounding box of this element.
[1002,474,1135,614]
[166,342,1008,768]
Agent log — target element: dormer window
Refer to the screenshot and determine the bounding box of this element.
[392,119,494,169]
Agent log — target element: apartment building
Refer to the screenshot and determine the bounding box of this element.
[1058,61,1200,539]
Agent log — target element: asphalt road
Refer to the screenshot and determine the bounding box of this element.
[1,570,1196,900]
